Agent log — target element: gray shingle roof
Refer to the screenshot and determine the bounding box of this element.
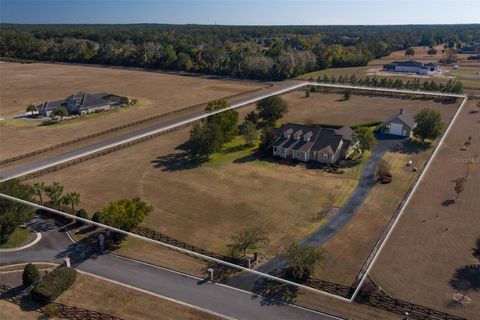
[384,109,416,129]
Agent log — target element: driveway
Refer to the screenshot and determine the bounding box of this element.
[0,217,341,320]
[228,135,403,289]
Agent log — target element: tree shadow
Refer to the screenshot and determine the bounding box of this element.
[450,265,480,293]
[251,277,299,306]
[25,219,55,233]
[151,151,205,172]
[472,237,480,261]
[397,139,431,155]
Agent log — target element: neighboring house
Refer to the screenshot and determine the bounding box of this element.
[383,60,440,75]
[458,46,480,54]
[272,123,359,164]
[381,108,416,137]
[37,92,126,117]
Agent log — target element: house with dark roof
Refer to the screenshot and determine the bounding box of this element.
[383,60,439,75]
[37,92,126,117]
[272,124,358,164]
[381,108,416,137]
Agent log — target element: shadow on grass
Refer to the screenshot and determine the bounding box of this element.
[450,265,480,294]
[473,237,480,261]
[151,142,206,172]
[398,139,432,155]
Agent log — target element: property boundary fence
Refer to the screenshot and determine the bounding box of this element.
[132,226,239,264]
[0,85,270,166]
[355,292,466,320]
[0,283,122,320]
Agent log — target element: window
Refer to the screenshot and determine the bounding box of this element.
[323,154,329,159]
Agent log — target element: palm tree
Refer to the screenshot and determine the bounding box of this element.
[45,182,64,209]
[63,192,80,214]
[32,182,46,205]
[26,104,37,117]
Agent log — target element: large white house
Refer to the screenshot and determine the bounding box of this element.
[383,60,439,75]
[272,124,359,164]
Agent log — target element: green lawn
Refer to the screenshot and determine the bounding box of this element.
[205,135,259,167]
[0,227,32,248]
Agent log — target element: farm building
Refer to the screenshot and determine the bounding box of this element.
[381,108,416,137]
[383,60,439,75]
[37,92,127,116]
[272,123,359,164]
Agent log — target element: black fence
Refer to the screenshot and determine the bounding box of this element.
[132,226,239,264]
[356,292,466,320]
[0,85,270,166]
[0,283,122,320]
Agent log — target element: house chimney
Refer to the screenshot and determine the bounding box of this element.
[400,108,405,115]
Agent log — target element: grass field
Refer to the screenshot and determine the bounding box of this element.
[0,227,33,249]
[370,99,480,320]
[0,62,263,159]
[27,91,459,274]
[56,273,224,320]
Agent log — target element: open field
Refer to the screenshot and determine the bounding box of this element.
[27,91,459,276]
[0,62,264,159]
[0,300,41,320]
[29,124,358,257]
[281,89,458,127]
[297,45,480,92]
[57,273,225,320]
[370,99,480,320]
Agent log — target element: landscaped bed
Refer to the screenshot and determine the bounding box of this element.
[0,226,35,249]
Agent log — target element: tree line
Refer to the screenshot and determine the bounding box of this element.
[312,74,463,93]
[1,24,478,80]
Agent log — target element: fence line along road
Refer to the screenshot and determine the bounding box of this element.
[0,84,272,166]
[0,82,305,182]
[0,82,465,183]
[0,193,353,303]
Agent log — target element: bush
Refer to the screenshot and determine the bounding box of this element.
[23,263,40,287]
[31,267,77,304]
[91,211,104,224]
[43,303,60,317]
[75,208,88,226]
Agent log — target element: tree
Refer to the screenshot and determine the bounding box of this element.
[53,106,69,120]
[31,267,77,304]
[244,111,259,125]
[413,108,444,142]
[0,179,35,244]
[32,182,46,205]
[446,48,458,63]
[282,243,325,280]
[205,100,238,143]
[256,96,288,127]
[62,192,80,214]
[228,226,268,256]
[343,90,351,100]
[354,126,377,152]
[92,211,104,224]
[427,47,438,56]
[23,263,40,287]
[188,122,224,159]
[305,89,310,98]
[76,208,88,226]
[176,52,193,70]
[375,159,392,183]
[45,182,64,209]
[258,127,277,156]
[454,178,466,200]
[100,197,152,232]
[405,47,415,57]
[242,121,259,146]
[26,104,37,117]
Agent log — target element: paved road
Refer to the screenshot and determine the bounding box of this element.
[228,136,403,289]
[0,217,341,320]
[0,82,304,181]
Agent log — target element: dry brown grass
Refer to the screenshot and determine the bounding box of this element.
[56,273,224,320]
[370,100,480,320]
[0,62,262,159]
[281,90,458,127]
[0,300,41,320]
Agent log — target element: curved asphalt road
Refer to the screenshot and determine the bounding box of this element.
[0,217,341,320]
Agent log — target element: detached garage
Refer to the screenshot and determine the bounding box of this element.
[381,108,416,137]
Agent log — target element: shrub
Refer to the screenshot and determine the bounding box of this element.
[31,267,77,304]
[43,303,60,317]
[75,208,88,226]
[91,211,104,224]
[23,263,40,287]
